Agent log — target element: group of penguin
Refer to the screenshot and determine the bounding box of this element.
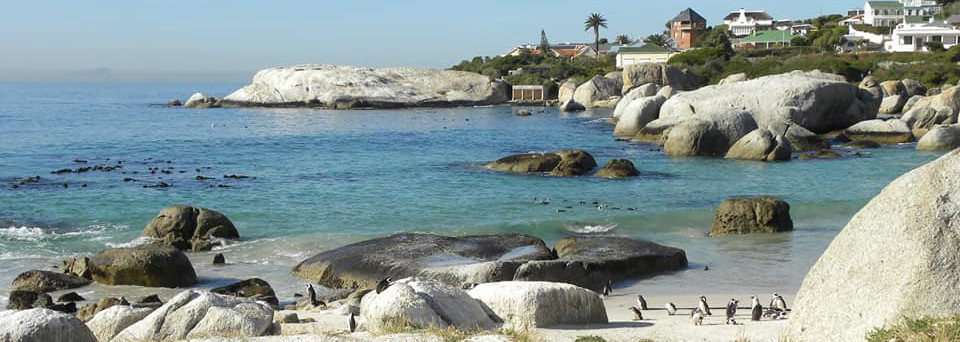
[622,291,789,326]
[304,277,394,334]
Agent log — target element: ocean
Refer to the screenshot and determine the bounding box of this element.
[0,82,944,303]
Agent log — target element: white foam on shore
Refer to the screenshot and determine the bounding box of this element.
[563,222,618,234]
[105,236,154,248]
[0,223,127,243]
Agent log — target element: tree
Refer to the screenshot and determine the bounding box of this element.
[584,13,608,59]
[538,29,552,56]
[644,34,674,48]
[615,34,633,45]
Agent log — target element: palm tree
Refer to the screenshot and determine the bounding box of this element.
[584,13,608,58]
[615,34,633,45]
[644,34,674,48]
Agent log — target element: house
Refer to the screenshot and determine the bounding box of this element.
[945,14,960,29]
[503,43,600,59]
[511,85,549,102]
[902,0,942,19]
[774,20,795,31]
[884,22,960,51]
[737,30,800,49]
[791,24,815,36]
[667,8,707,50]
[724,9,775,37]
[616,43,677,68]
[840,14,866,26]
[864,1,904,27]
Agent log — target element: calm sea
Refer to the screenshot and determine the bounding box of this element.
[0,82,944,302]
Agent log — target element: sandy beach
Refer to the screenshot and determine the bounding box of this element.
[190,292,795,342]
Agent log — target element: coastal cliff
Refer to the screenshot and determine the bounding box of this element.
[222,65,510,109]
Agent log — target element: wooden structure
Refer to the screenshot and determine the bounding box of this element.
[511,85,546,102]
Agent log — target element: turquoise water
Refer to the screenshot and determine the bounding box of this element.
[0,82,945,302]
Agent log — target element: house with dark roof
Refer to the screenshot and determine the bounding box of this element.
[616,43,677,67]
[724,8,775,37]
[667,8,707,50]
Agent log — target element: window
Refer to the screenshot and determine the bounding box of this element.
[933,35,943,42]
[946,35,958,44]
[903,35,913,44]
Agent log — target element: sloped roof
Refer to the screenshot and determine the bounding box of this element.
[724,10,774,21]
[946,14,960,23]
[619,43,675,54]
[670,8,707,23]
[741,30,799,43]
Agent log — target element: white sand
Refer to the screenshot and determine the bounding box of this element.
[215,292,795,342]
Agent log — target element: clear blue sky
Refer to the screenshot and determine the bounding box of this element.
[0,0,866,82]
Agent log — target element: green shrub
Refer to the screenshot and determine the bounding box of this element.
[866,316,960,342]
[926,41,946,52]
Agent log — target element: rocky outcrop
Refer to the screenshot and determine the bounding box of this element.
[593,159,640,178]
[85,305,153,342]
[7,290,52,310]
[622,63,701,94]
[558,99,585,112]
[613,95,666,137]
[87,245,198,287]
[0,308,97,342]
[111,290,273,341]
[916,124,960,150]
[223,65,509,108]
[902,94,924,113]
[902,78,927,97]
[291,233,554,289]
[718,73,748,85]
[558,79,579,104]
[76,297,128,322]
[662,111,759,157]
[879,95,905,114]
[211,278,279,309]
[142,205,239,251]
[842,119,914,144]
[797,150,842,160]
[724,128,792,162]
[788,150,960,341]
[645,71,877,157]
[486,150,597,176]
[909,85,960,117]
[902,107,957,138]
[513,237,687,291]
[612,83,658,119]
[183,93,220,109]
[468,281,608,330]
[360,278,497,333]
[11,270,91,292]
[709,198,793,236]
[572,75,622,108]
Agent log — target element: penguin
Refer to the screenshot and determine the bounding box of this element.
[690,308,704,326]
[698,295,712,315]
[348,312,357,332]
[601,280,612,297]
[375,277,392,294]
[725,298,739,325]
[771,293,787,312]
[636,294,648,311]
[750,295,763,321]
[665,302,678,316]
[307,284,324,307]
[629,306,644,321]
[119,296,129,306]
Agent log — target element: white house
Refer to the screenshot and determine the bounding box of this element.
[723,9,774,37]
[902,0,942,18]
[864,1,905,27]
[885,22,960,52]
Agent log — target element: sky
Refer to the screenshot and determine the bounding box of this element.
[0,0,868,82]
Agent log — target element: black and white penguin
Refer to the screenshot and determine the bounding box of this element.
[601,280,612,297]
[750,295,763,321]
[725,298,739,325]
[636,294,648,311]
[629,306,643,321]
[348,313,357,332]
[665,302,678,315]
[690,308,704,326]
[771,293,787,312]
[375,277,393,294]
[698,295,712,315]
[306,284,324,307]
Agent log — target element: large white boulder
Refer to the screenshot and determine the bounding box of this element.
[787,150,960,341]
[557,79,579,104]
[85,305,153,342]
[467,281,607,330]
[572,75,622,108]
[902,107,957,138]
[724,128,792,161]
[718,73,748,85]
[223,65,508,108]
[111,290,273,341]
[612,83,658,119]
[916,124,960,150]
[360,278,497,333]
[842,119,914,144]
[662,111,759,157]
[879,94,905,114]
[613,95,666,137]
[621,63,701,93]
[910,85,960,116]
[0,308,97,342]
